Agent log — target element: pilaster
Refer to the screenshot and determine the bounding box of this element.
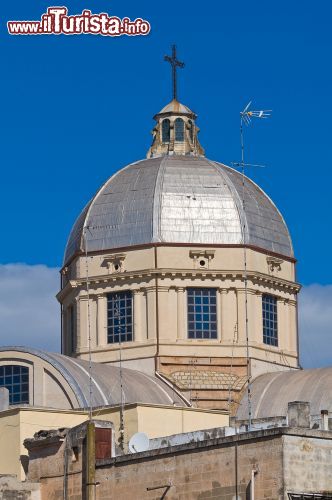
[221,288,238,343]
[133,289,144,342]
[176,287,186,340]
[97,294,107,346]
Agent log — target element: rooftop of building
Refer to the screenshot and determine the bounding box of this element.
[64,155,293,264]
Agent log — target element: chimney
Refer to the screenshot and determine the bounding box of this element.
[287,401,310,428]
[321,410,329,431]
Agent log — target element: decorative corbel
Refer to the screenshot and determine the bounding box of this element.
[266,256,284,273]
[189,249,215,269]
[101,253,126,274]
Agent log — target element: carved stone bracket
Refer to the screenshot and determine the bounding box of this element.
[102,253,126,274]
[189,249,215,269]
[267,256,284,273]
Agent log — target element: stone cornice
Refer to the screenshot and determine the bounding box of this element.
[57,268,301,302]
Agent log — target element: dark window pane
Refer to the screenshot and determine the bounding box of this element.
[162,119,170,143]
[262,294,278,347]
[188,120,194,141]
[0,365,29,405]
[174,118,184,141]
[187,288,218,340]
[107,291,133,344]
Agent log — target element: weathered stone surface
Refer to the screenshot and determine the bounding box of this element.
[22,426,332,500]
[0,475,40,500]
[0,387,9,411]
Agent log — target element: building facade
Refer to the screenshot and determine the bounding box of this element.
[59,97,300,411]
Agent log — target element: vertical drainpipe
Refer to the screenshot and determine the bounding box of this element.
[251,468,258,500]
[86,421,96,500]
[154,245,160,372]
[296,297,301,368]
[234,429,238,499]
[60,270,63,354]
[295,259,301,369]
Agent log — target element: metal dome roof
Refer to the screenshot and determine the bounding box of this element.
[157,99,193,115]
[64,155,293,264]
[236,368,332,419]
[0,347,186,408]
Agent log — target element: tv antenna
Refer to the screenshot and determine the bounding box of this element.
[238,101,272,431]
[113,296,125,451]
[83,225,93,422]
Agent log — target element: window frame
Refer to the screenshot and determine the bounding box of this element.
[174,118,185,142]
[69,304,76,354]
[0,364,29,405]
[161,118,170,143]
[262,294,278,347]
[187,288,218,340]
[188,119,194,141]
[107,290,133,344]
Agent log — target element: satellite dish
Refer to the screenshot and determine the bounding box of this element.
[128,432,149,453]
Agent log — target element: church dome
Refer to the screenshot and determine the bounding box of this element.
[236,368,332,419]
[157,99,194,116]
[64,155,293,264]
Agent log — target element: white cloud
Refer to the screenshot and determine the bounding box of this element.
[298,284,332,368]
[0,264,60,352]
[0,264,330,368]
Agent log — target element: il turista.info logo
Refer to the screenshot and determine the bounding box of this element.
[7,7,151,36]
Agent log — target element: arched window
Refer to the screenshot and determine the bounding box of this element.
[174,118,184,142]
[161,119,170,143]
[188,120,194,141]
[69,305,76,354]
[0,365,29,404]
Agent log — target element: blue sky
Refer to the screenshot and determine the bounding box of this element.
[0,1,331,364]
[0,0,331,284]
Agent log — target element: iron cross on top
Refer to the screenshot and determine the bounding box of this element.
[164,45,185,101]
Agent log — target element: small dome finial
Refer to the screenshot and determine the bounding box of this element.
[164,45,185,102]
[147,47,204,158]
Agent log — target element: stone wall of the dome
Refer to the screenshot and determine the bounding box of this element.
[60,154,297,411]
[59,242,299,411]
[61,245,295,285]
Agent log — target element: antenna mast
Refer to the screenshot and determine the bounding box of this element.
[239,102,271,430]
[83,227,93,422]
[114,295,125,451]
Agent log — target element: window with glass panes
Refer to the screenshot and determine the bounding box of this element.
[262,294,278,346]
[107,291,133,343]
[0,365,29,404]
[187,288,217,339]
[162,119,170,143]
[69,305,75,353]
[174,118,184,141]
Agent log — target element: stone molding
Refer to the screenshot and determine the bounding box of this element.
[57,268,300,301]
